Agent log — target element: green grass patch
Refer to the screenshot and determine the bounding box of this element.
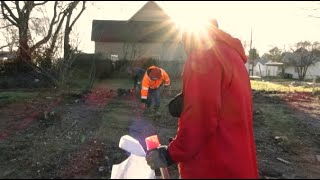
[0,91,38,106]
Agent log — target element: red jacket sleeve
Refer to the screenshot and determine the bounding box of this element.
[168,51,223,162]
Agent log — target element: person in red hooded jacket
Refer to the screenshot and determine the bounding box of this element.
[145,19,259,179]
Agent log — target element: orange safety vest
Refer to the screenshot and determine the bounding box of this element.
[141,66,170,99]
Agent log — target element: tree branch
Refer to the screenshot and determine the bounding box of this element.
[1,1,18,21]
[34,1,48,6]
[0,43,13,50]
[20,1,30,13]
[1,1,18,25]
[69,1,86,29]
[46,11,67,59]
[14,1,21,16]
[30,1,58,52]
[0,24,14,29]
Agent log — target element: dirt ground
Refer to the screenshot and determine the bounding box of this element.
[0,79,320,179]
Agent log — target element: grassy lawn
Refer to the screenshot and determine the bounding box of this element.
[0,91,38,106]
[0,76,94,107]
[95,78,132,89]
[250,80,318,92]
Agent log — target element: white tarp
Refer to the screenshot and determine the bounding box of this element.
[111,135,155,179]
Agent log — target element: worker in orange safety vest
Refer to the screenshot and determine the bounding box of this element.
[140,66,171,115]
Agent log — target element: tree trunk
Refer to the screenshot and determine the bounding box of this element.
[63,33,71,60]
[302,66,308,81]
[63,12,71,61]
[17,20,32,72]
[297,67,304,81]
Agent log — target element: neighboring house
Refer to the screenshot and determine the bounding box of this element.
[284,61,320,80]
[246,58,283,77]
[245,59,267,76]
[264,61,284,77]
[91,1,186,61]
[252,59,268,77]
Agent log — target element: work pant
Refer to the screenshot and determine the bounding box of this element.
[146,87,161,111]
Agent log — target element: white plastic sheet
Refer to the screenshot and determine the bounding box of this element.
[111,135,155,179]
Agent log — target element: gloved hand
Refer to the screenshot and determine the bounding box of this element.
[145,145,174,170]
[140,99,148,110]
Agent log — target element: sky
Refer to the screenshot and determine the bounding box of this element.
[1,1,319,55]
[72,1,320,55]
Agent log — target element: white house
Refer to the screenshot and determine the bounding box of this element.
[246,59,283,77]
[91,1,186,61]
[284,61,320,80]
[264,61,284,77]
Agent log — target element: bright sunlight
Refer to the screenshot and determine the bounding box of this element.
[169,10,212,34]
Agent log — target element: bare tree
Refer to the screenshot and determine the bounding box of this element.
[120,41,147,63]
[283,41,320,80]
[0,1,66,71]
[0,20,18,52]
[63,1,86,61]
[262,47,284,62]
[122,42,130,60]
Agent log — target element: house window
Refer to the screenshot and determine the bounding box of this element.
[268,70,271,76]
[111,54,119,61]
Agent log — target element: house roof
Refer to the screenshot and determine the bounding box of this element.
[265,62,284,66]
[91,20,180,43]
[91,1,180,43]
[128,1,170,21]
[253,58,269,66]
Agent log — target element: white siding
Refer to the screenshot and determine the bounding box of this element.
[284,66,298,79]
[265,66,281,76]
[95,41,186,61]
[253,61,282,77]
[285,62,320,80]
[253,62,266,76]
[305,62,320,79]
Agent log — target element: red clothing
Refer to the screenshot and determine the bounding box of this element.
[168,29,258,179]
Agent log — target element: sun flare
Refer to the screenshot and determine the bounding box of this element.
[168,11,215,51]
[171,14,210,34]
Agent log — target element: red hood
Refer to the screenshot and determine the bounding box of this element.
[210,28,247,63]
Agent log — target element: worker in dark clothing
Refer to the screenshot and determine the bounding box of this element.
[128,67,146,91]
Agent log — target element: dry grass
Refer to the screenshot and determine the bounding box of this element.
[250,80,319,92]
